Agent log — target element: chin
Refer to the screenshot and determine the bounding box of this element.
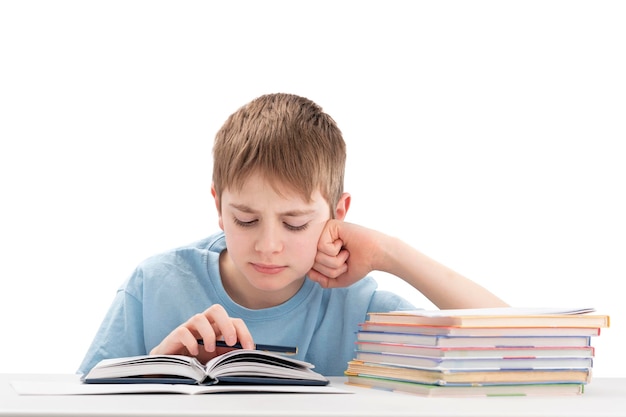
[247,272,305,292]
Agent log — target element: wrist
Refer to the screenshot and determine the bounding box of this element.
[371,232,396,272]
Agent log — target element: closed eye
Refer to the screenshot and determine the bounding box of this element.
[233,217,257,228]
[233,216,309,231]
[284,222,309,232]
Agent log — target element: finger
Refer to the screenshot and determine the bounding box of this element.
[231,318,254,349]
[311,263,348,280]
[312,248,350,280]
[317,222,344,254]
[315,247,349,267]
[317,237,343,257]
[165,325,202,356]
[204,304,238,345]
[314,250,349,275]
[187,313,218,352]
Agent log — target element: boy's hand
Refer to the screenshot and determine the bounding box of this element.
[149,304,254,363]
[308,220,382,288]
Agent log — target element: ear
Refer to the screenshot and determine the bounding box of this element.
[211,183,225,230]
[334,192,351,220]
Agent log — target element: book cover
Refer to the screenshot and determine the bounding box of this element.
[355,341,595,358]
[353,350,594,370]
[367,307,610,328]
[82,350,329,386]
[359,322,602,337]
[345,360,592,385]
[346,374,585,397]
[356,331,593,348]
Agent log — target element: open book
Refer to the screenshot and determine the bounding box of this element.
[82,350,329,386]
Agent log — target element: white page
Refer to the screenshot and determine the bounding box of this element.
[388,307,596,317]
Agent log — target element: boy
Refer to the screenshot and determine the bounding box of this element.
[78,93,507,376]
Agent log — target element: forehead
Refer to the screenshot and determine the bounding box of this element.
[222,174,329,211]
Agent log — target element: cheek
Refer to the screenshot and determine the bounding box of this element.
[290,227,324,265]
[222,226,248,257]
[292,238,318,260]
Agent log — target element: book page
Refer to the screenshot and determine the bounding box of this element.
[388,307,596,317]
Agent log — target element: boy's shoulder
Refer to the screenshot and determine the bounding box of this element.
[183,231,227,253]
[137,232,226,268]
[166,231,226,254]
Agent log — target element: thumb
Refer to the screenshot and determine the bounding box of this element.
[307,268,331,288]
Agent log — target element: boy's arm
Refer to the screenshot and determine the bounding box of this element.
[309,220,508,309]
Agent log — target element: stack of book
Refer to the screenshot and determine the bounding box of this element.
[345,307,610,397]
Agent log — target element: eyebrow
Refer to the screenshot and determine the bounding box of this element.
[228,203,316,217]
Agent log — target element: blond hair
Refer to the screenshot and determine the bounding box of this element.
[212,93,346,214]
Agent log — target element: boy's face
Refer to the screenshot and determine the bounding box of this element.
[214,175,341,308]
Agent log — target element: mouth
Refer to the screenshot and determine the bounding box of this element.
[251,263,287,275]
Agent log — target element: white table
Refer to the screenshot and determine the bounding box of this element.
[2,373,626,417]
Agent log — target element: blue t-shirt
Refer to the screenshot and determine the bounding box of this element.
[78,232,415,376]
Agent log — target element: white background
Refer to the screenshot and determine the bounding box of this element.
[1,1,624,377]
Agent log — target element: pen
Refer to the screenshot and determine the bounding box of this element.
[197,339,298,355]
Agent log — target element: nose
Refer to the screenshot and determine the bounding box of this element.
[254,223,283,254]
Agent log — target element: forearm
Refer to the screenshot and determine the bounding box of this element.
[375,235,508,309]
